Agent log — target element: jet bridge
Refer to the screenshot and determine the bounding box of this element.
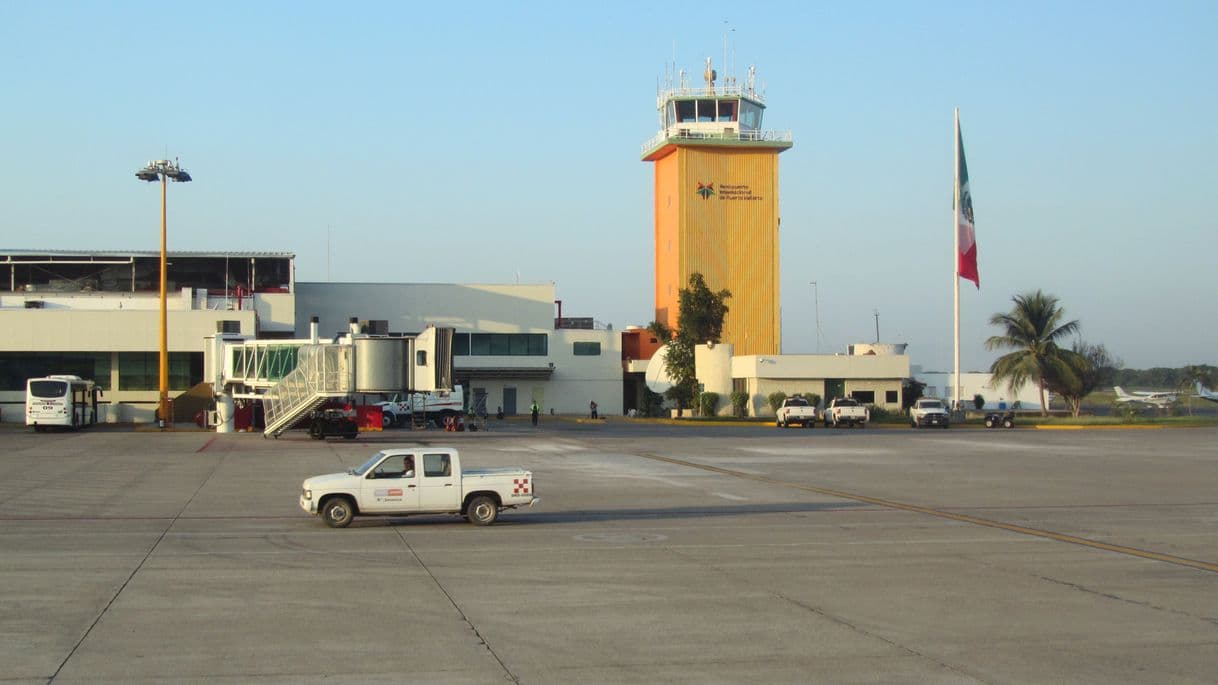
[206,317,453,436]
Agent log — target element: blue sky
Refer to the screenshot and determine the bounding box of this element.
[3,1,1215,371]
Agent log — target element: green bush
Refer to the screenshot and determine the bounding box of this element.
[767,391,788,413]
[641,388,664,417]
[869,405,890,420]
[699,392,720,417]
[1113,401,1141,423]
[730,391,750,417]
[973,394,985,410]
[805,393,822,409]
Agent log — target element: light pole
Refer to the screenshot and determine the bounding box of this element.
[135,159,192,428]
[809,281,821,352]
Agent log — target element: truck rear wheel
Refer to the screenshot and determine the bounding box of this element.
[322,496,355,528]
[467,495,499,526]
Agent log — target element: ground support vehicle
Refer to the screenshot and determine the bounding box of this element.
[985,411,1016,429]
[910,398,951,429]
[776,397,818,428]
[376,386,465,428]
[825,398,869,428]
[300,447,538,527]
[308,407,358,440]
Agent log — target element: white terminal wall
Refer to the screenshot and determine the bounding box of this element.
[917,371,1042,410]
[0,291,262,422]
[731,353,910,416]
[295,283,621,416]
[295,283,557,336]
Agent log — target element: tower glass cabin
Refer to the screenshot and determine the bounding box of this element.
[642,61,792,356]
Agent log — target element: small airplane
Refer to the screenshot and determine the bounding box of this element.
[1196,382,1218,404]
[1113,386,1178,407]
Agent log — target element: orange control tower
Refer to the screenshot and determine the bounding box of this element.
[642,59,792,356]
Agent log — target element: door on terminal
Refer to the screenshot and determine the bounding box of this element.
[503,387,517,415]
[825,379,846,402]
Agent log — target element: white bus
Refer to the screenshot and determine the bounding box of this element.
[26,375,100,431]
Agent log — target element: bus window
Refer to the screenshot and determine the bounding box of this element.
[29,380,67,398]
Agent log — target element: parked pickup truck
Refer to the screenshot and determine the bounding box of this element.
[824,397,869,428]
[776,396,819,428]
[300,447,538,528]
[910,398,951,429]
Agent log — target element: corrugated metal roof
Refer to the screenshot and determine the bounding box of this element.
[1,249,295,259]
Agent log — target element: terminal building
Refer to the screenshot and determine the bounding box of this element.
[0,250,618,423]
[0,248,911,424]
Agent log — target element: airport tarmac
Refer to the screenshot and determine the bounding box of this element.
[2,421,1216,684]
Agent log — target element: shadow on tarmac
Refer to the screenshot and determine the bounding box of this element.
[350,501,871,528]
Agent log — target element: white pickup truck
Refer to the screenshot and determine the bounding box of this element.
[300,447,538,528]
[376,386,465,428]
[910,398,951,428]
[776,396,818,428]
[824,397,869,428]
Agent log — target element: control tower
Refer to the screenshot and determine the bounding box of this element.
[642,59,792,356]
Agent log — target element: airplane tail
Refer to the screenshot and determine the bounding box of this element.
[1113,386,1130,398]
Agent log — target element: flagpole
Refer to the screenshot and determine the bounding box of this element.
[953,108,961,413]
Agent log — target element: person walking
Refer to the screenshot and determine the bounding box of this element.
[589,400,598,419]
[530,400,539,426]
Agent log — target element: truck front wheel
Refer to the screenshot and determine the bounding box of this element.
[466,496,499,526]
[322,496,355,528]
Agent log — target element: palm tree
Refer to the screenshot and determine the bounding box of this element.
[1177,365,1218,415]
[986,290,1081,416]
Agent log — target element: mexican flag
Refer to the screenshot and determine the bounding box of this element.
[956,121,979,288]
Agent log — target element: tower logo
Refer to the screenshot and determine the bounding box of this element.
[696,182,715,199]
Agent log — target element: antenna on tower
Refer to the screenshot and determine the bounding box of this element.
[723,20,728,87]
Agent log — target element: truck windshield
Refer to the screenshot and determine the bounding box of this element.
[352,452,388,476]
[920,401,944,409]
[786,398,808,406]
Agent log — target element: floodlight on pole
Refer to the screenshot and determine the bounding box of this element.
[135,158,192,428]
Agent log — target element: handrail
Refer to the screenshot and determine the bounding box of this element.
[262,344,353,436]
[656,85,765,105]
[641,128,793,156]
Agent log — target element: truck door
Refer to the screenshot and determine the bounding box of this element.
[418,452,460,511]
[360,453,421,513]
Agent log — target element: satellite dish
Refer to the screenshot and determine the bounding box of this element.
[644,344,673,394]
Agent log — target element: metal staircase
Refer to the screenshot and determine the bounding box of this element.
[263,345,354,437]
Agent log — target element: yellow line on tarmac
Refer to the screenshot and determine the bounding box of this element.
[1033,424,1166,430]
[639,452,1218,575]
